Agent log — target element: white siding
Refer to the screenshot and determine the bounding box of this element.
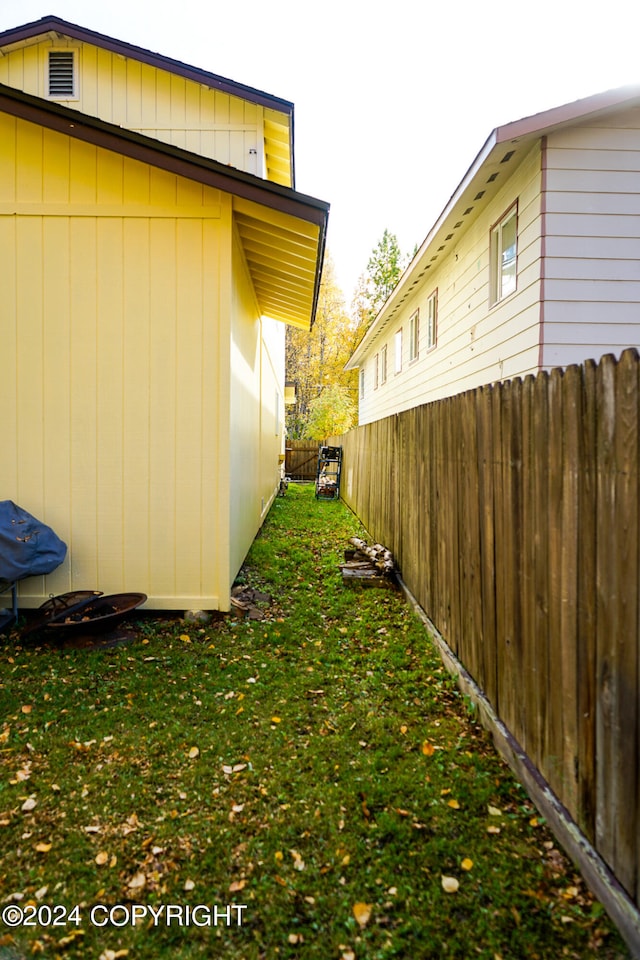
[359,143,543,424]
[541,108,640,367]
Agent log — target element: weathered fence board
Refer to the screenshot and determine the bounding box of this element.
[330,347,640,918]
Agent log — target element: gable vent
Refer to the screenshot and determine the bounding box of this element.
[48,51,75,97]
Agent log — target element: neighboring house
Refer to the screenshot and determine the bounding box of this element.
[0,15,328,611]
[347,85,640,425]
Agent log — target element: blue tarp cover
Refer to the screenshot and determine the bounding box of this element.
[0,501,67,582]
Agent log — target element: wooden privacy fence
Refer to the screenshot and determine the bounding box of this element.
[332,348,640,918]
[285,440,320,480]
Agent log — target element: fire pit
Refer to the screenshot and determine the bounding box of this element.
[45,592,147,635]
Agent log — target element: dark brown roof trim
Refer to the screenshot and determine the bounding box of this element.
[0,14,294,115]
[0,82,328,228]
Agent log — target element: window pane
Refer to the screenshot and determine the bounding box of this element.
[500,213,517,298]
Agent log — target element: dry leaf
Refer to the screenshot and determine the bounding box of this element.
[35,842,52,853]
[127,872,146,890]
[21,705,32,714]
[188,746,199,759]
[271,716,281,724]
[441,875,460,893]
[400,724,407,735]
[229,879,247,892]
[352,901,371,927]
[341,952,356,960]
[487,825,501,834]
[290,849,305,871]
[461,858,474,871]
[184,879,195,891]
[21,797,37,812]
[447,799,461,809]
[95,851,109,866]
[421,741,435,756]
[487,804,502,816]
[0,726,10,743]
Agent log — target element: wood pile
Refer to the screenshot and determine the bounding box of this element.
[339,537,396,587]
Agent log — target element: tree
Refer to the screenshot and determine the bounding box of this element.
[286,252,359,439]
[351,228,409,340]
[305,384,357,439]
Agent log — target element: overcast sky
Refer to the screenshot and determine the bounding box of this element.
[1,0,639,299]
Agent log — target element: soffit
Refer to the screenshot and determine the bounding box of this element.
[233,196,323,329]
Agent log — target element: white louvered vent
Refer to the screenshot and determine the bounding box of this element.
[48,51,75,97]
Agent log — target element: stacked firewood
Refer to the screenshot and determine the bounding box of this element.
[339,537,396,585]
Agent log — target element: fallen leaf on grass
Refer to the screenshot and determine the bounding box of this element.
[422,741,435,756]
[95,851,109,866]
[21,797,37,812]
[487,825,501,834]
[229,879,247,892]
[184,879,195,891]
[487,804,502,816]
[441,875,459,893]
[461,858,474,871]
[290,849,305,871]
[21,705,32,714]
[352,902,371,927]
[99,950,129,960]
[127,872,146,890]
[447,799,461,809]
[35,842,52,853]
[188,746,200,759]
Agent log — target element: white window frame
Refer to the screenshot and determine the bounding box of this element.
[359,367,365,399]
[426,290,437,351]
[490,202,517,305]
[374,353,379,390]
[394,329,403,375]
[380,344,388,385]
[47,49,79,100]
[409,309,420,363]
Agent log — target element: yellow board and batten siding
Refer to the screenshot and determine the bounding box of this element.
[1,110,231,609]
[0,36,293,184]
[358,143,544,425]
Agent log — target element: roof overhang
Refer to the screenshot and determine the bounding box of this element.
[347,83,640,368]
[0,82,328,330]
[0,14,295,187]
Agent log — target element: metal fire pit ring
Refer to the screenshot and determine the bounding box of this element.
[45,592,147,635]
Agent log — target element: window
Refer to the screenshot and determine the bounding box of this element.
[374,353,379,390]
[426,290,437,350]
[394,329,403,374]
[409,310,419,362]
[380,345,388,385]
[48,51,77,99]
[359,368,365,399]
[490,204,517,304]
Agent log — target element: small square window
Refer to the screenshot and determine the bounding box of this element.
[48,51,77,99]
[409,310,419,362]
[490,204,517,304]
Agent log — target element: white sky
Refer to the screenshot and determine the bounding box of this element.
[1,0,639,299]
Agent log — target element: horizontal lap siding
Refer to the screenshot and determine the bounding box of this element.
[0,112,225,608]
[542,109,640,368]
[359,143,543,423]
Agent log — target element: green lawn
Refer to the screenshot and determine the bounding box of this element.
[0,484,629,958]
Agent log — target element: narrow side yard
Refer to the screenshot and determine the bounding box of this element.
[0,485,629,959]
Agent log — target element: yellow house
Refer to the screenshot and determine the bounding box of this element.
[0,15,328,611]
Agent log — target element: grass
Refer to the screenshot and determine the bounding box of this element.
[0,484,630,959]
